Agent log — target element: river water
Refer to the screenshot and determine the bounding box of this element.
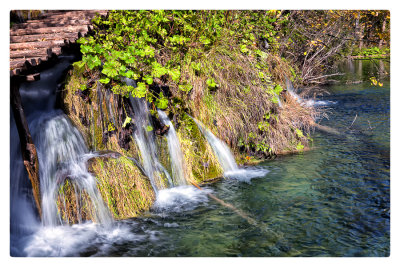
[10,59,389,257]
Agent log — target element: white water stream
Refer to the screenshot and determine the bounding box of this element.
[157,110,187,186]
[191,117,269,181]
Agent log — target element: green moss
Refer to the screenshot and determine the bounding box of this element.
[56,178,95,224]
[176,114,223,184]
[89,156,155,220]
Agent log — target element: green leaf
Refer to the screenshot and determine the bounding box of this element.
[295,128,304,138]
[125,70,134,78]
[122,116,132,128]
[134,82,147,98]
[178,84,193,93]
[146,125,154,132]
[199,35,211,45]
[155,92,168,109]
[108,122,116,132]
[169,68,181,82]
[80,45,93,54]
[102,61,119,78]
[84,54,101,70]
[99,77,110,84]
[206,78,218,89]
[144,75,153,85]
[296,142,304,151]
[240,44,249,54]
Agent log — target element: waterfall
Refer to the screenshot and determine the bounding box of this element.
[157,110,187,186]
[191,117,239,172]
[124,78,173,192]
[191,116,269,182]
[34,112,113,226]
[285,77,335,107]
[285,77,302,103]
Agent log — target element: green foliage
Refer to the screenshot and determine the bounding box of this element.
[155,92,168,109]
[108,122,116,132]
[206,78,218,90]
[74,10,283,111]
[99,77,110,84]
[122,116,132,128]
[353,46,390,57]
[256,141,272,154]
[295,128,304,138]
[296,142,304,151]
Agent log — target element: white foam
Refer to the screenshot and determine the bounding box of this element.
[224,167,270,183]
[23,222,143,257]
[153,185,212,213]
[305,99,337,107]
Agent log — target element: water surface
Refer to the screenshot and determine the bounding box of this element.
[11,59,390,257]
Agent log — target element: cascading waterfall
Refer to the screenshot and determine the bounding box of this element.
[124,78,173,192]
[191,117,239,172]
[285,77,302,103]
[157,110,187,186]
[34,112,113,226]
[10,56,115,256]
[285,77,335,107]
[191,116,269,181]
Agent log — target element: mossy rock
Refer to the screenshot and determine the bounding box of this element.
[176,114,224,184]
[88,156,155,220]
[62,65,140,159]
[57,178,96,224]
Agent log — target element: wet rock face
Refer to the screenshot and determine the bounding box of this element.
[118,125,134,150]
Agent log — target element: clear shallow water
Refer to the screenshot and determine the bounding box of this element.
[11,59,389,257]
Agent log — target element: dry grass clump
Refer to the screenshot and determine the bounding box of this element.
[170,37,316,157]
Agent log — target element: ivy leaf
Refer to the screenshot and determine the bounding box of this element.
[178,84,193,93]
[295,128,304,138]
[125,70,134,78]
[296,142,304,151]
[240,44,249,54]
[206,78,218,89]
[199,35,211,45]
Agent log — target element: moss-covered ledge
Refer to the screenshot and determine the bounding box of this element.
[88,156,155,220]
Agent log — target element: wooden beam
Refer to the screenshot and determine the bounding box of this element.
[10,39,66,50]
[10,25,90,36]
[10,47,61,59]
[12,19,91,30]
[10,32,79,43]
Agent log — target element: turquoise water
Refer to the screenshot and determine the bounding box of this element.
[78,59,389,257]
[12,59,390,257]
